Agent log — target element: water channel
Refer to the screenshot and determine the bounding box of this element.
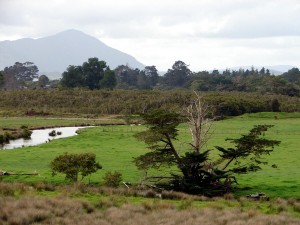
[1,127,87,150]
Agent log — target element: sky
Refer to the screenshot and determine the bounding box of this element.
[0,0,300,71]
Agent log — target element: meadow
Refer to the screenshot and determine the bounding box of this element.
[1,112,300,224]
[1,112,300,198]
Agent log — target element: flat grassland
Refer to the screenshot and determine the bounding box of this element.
[0,112,300,198]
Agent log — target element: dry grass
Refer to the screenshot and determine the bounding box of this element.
[1,196,300,225]
[0,182,28,196]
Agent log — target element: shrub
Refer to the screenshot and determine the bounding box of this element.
[103,171,122,187]
[50,152,102,182]
[21,128,32,139]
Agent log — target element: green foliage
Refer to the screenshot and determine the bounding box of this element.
[4,62,39,82]
[0,114,299,197]
[37,75,50,87]
[191,67,300,96]
[82,58,107,90]
[135,110,281,196]
[144,66,159,86]
[61,58,113,90]
[21,127,32,139]
[0,71,4,87]
[282,68,300,83]
[103,171,123,187]
[134,110,182,170]
[61,65,84,88]
[99,70,117,89]
[215,125,281,174]
[50,152,102,182]
[162,61,192,88]
[0,89,299,117]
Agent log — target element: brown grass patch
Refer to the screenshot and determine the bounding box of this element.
[1,196,300,225]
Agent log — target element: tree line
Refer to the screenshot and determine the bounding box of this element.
[1,58,300,97]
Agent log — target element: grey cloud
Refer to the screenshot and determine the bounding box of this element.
[1,0,299,39]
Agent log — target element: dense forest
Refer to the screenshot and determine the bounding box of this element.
[1,59,300,97]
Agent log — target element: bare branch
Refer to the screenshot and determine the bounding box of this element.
[185,91,214,152]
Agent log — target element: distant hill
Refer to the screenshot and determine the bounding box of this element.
[0,29,145,79]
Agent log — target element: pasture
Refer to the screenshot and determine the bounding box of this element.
[0,112,300,198]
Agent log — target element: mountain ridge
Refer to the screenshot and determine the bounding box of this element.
[0,29,145,79]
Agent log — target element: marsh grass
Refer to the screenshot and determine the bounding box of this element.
[1,195,300,225]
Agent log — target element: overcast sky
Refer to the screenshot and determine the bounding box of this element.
[1,0,300,71]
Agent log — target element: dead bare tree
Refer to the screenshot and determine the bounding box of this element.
[185,92,214,152]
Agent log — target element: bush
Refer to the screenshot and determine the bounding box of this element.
[103,171,123,187]
[50,152,102,182]
[21,128,32,139]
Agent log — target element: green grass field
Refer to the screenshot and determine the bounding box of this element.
[1,112,300,198]
[0,115,124,129]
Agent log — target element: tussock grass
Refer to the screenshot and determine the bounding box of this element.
[0,195,300,225]
[0,182,28,196]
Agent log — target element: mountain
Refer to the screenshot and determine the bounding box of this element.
[0,29,144,79]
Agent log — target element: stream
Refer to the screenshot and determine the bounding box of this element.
[1,127,87,150]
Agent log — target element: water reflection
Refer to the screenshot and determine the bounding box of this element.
[1,127,87,150]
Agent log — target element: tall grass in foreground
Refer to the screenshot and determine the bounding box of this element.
[0,195,300,225]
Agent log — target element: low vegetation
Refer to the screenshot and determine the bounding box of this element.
[0,89,300,117]
[1,196,300,225]
[0,182,300,224]
[0,126,32,145]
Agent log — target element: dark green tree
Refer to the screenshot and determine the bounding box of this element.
[136,71,150,89]
[82,58,107,90]
[61,65,84,88]
[144,65,159,86]
[38,75,50,88]
[163,61,192,87]
[61,58,114,90]
[4,61,39,82]
[114,65,139,88]
[215,125,281,174]
[259,67,266,75]
[99,70,117,89]
[135,103,280,195]
[0,71,4,87]
[282,67,300,83]
[50,152,102,182]
[134,109,183,171]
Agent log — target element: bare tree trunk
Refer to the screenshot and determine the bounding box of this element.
[185,91,214,152]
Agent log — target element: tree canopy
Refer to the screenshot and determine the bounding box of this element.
[0,71,4,87]
[50,152,102,182]
[61,58,116,90]
[162,61,192,88]
[4,62,39,82]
